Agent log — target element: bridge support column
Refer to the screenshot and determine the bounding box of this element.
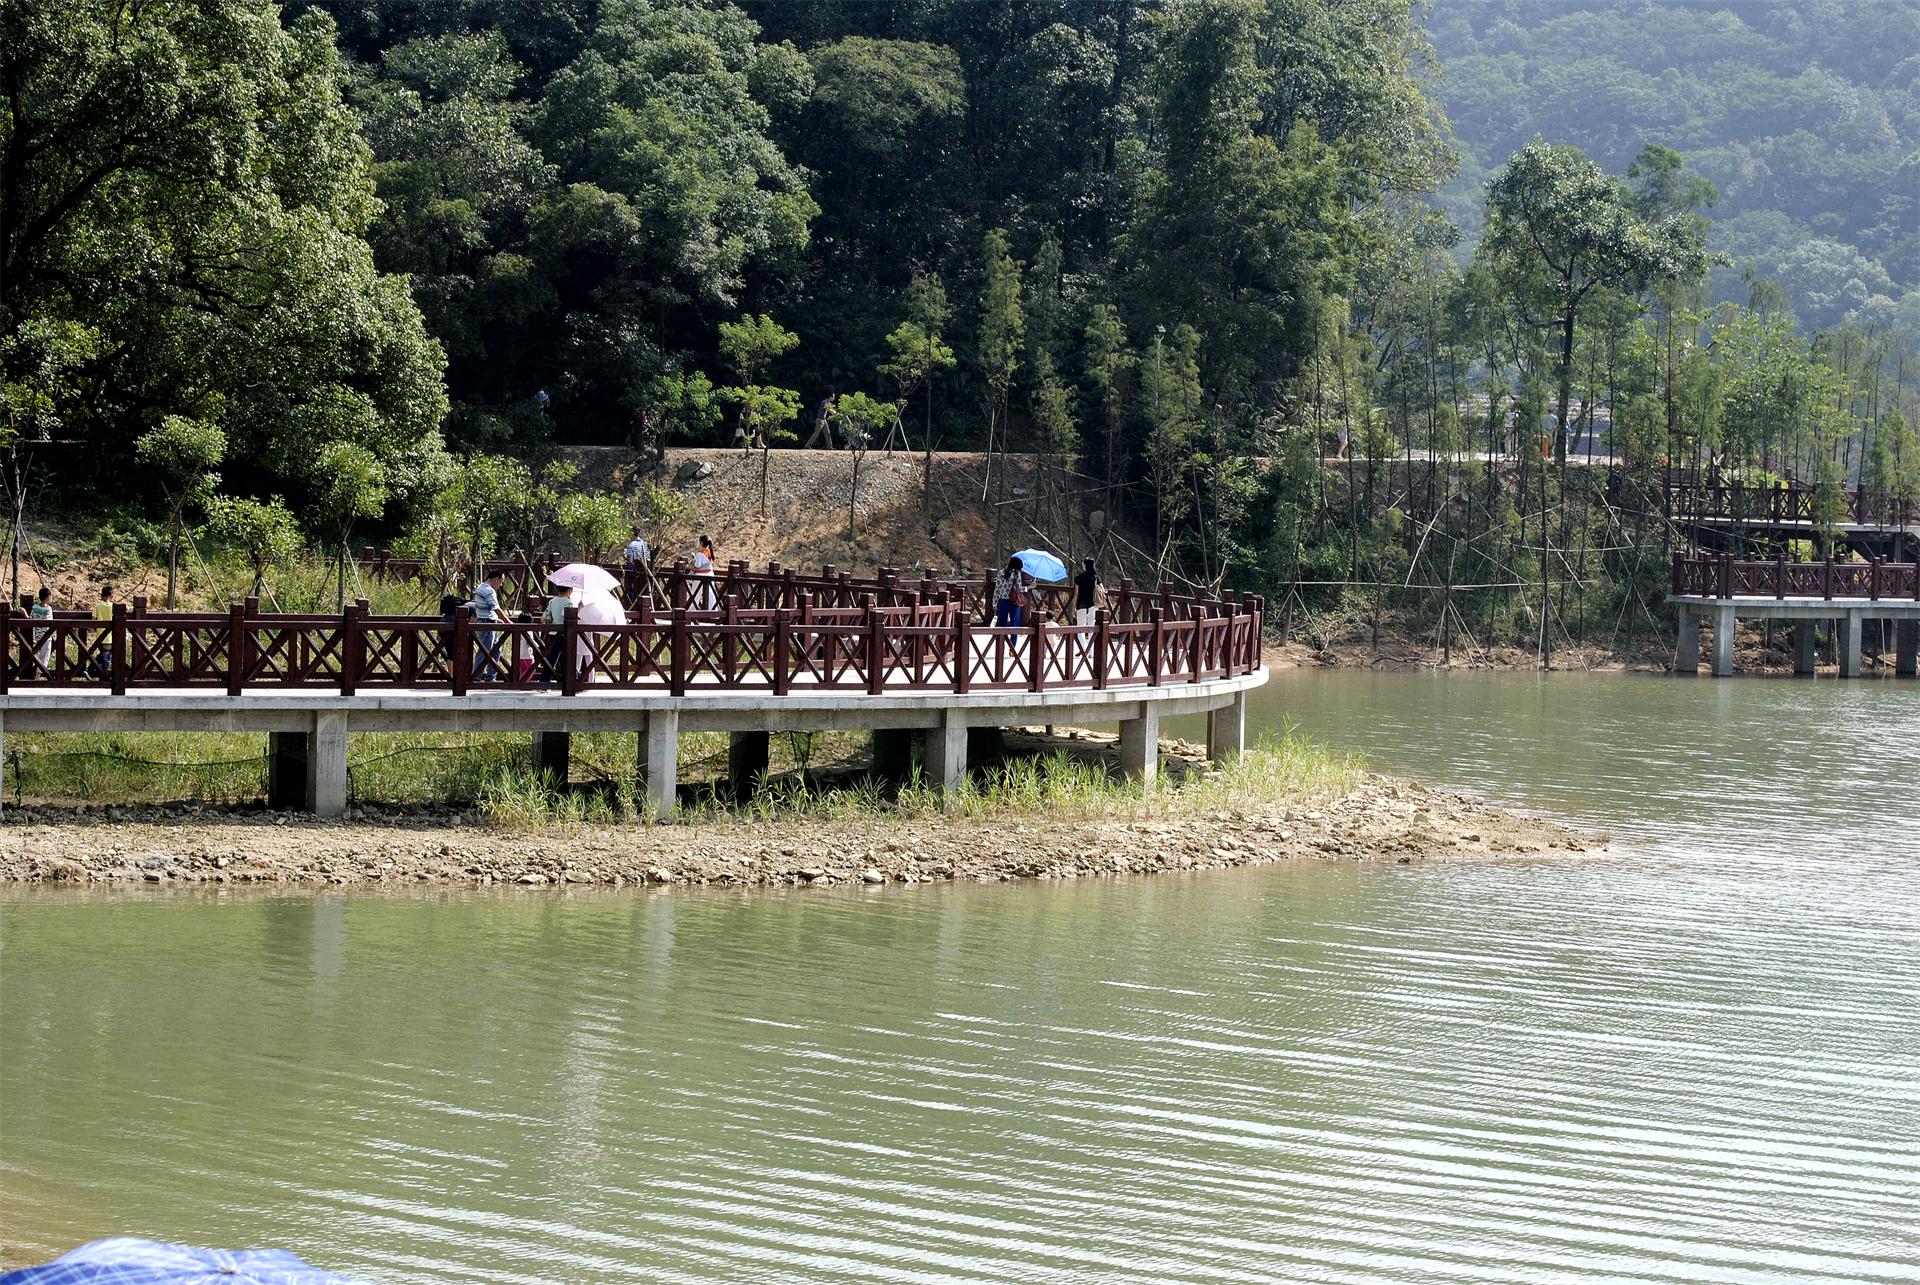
[1207,691,1246,764]
[728,730,769,799]
[925,712,969,798]
[639,711,679,816]
[1675,605,1698,674]
[1710,605,1736,677]
[1794,622,1818,675]
[308,713,348,818]
[1838,614,1863,678]
[1118,705,1161,786]
[532,731,570,783]
[870,728,914,784]
[1897,620,1918,677]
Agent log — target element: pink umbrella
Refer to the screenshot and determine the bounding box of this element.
[574,591,626,672]
[548,562,620,596]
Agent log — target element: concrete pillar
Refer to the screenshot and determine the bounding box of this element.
[1675,605,1698,674]
[1838,614,1863,678]
[639,710,679,815]
[266,731,308,810]
[307,712,348,818]
[1711,605,1736,677]
[1118,705,1161,786]
[1206,691,1246,764]
[532,731,571,783]
[1794,621,1818,676]
[925,712,969,797]
[728,730,770,798]
[1897,620,1918,678]
[870,727,914,784]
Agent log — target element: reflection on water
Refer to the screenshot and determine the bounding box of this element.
[3,672,1917,1283]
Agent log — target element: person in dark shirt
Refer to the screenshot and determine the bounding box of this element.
[1073,557,1101,628]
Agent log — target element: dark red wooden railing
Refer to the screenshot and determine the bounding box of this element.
[1666,478,1917,528]
[1671,554,1920,601]
[0,567,1264,697]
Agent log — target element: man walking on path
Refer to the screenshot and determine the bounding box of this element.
[803,393,837,449]
[622,527,651,604]
[466,568,506,682]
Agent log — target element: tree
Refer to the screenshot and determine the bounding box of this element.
[1140,325,1204,573]
[205,496,302,599]
[1083,304,1134,517]
[135,417,227,608]
[879,272,955,521]
[556,493,627,562]
[832,392,897,537]
[977,229,1024,502]
[0,0,449,492]
[441,454,531,576]
[1484,140,1715,464]
[310,444,390,606]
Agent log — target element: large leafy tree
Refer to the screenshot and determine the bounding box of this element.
[0,0,448,496]
[1483,140,1715,465]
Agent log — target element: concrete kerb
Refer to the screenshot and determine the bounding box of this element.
[0,669,1267,818]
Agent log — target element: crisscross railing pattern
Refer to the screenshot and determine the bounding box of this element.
[3,568,1264,697]
[1672,554,1920,601]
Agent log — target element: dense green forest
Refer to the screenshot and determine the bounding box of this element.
[3,0,1917,659]
[1429,0,1918,334]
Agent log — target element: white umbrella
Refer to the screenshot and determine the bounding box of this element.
[548,562,620,595]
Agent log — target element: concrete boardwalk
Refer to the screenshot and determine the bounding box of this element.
[1670,596,1920,678]
[0,670,1266,817]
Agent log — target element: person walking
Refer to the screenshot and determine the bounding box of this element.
[541,582,573,682]
[89,585,116,680]
[621,527,651,604]
[29,585,53,675]
[1073,557,1101,628]
[465,568,507,681]
[691,534,718,610]
[804,393,836,449]
[993,557,1030,629]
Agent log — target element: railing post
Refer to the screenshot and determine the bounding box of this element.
[227,603,247,696]
[1191,608,1205,683]
[1672,554,1683,598]
[1870,557,1882,602]
[954,611,972,693]
[1717,555,1731,599]
[110,602,127,694]
[451,608,471,696]
[1148,608,1165,686]
[773,607,791,695]
[1823,557,1834,601]
[1775,556,1786,600]
[1028,611,1046,692]
[1092,608,1109,690]
[0,602,10,693]
[722,594,739,679]
[340,603,362,696]
[865,594,885,695]
[1248,594,1266,672]
[670,608,688,697]
[562,605,580,695]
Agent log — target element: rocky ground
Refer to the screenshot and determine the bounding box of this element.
[0,770,1594,890]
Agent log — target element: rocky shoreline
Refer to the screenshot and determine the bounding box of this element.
[0,773,1595,890]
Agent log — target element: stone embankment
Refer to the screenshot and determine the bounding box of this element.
[0,775,1592,890]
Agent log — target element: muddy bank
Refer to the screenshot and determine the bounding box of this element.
[0,772,1593,889]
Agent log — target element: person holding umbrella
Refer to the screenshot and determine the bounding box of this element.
[540,580,573,681]
[993,556,1032,628]
[547,563,625,682]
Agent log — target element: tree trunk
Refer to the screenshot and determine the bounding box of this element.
[1554,308,1575,468]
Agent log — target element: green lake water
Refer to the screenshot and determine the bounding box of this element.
[3,671,1917,1282]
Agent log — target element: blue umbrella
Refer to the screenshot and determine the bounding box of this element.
[1011,548,1069,583]
[0,1238,358,1285]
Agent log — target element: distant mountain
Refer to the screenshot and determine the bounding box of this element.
[1426,0,1918,335]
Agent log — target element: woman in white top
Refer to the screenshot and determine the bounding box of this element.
[692,534,718,610]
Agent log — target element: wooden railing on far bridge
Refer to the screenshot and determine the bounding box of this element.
[1671,554,1920,601]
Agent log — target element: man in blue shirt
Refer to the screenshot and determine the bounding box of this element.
[622,527,651,604]
[466,568,507,682]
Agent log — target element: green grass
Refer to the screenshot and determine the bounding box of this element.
[1,727,1361,829]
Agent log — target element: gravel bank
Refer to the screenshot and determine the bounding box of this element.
[1,774,1594,889]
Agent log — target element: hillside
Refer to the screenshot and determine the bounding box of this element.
[1427,0,1919,334]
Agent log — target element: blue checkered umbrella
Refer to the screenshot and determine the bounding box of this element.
[0,1238,357,1285]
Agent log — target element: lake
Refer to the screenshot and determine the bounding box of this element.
[3,670,1917,1282]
